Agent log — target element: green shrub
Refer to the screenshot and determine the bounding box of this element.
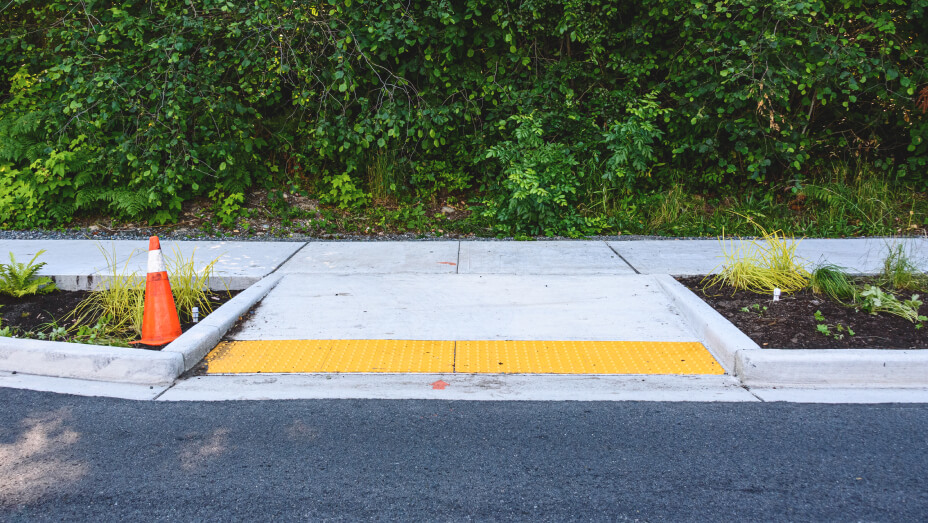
[485,114,587,236]
[1,0,925,231]
[0,250,57,297]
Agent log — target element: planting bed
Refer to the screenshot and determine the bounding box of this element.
[0,290,238,348]
[677,277,926,350]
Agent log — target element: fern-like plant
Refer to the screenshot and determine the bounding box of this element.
[0,250,57,297]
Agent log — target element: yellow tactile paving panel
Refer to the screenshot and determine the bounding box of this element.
[205,340,454,374]
[204,340,723,375]
[455,340,722,375]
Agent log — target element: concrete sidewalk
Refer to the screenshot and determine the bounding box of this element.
[0,239,303,290]
[0,236,926,402]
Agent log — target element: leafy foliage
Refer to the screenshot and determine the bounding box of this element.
[858,285,927,324]
[1,0,927,233]
[0,250,57,297]
[486,114,586,235]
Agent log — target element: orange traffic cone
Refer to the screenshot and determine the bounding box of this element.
[132,236,182,345]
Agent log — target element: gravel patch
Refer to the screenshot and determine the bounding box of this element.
[0,227,913,243]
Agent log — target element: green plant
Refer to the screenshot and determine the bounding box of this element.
[813,310,855,340]
[163,246,224,322]
[739,303,768,317]
[810,264,857,302]
[878,243,928,292]
[2,0,927,232]
[706,217,810,295]
[485,113,586,236]
[209,189,247,229]
[858,286,927,325]
[367,151,403,203]
[410,159,470,203]
[71,247,146,338]
[601,90,669,192]
[0,308,9,337]
[647,185,690,230]
[71,244,226,342]
[0,250,57,297]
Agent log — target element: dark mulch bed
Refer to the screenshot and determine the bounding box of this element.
[677,277,926,350]
[0,289,238,348]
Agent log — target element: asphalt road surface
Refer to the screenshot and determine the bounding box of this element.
[1,387,926,521]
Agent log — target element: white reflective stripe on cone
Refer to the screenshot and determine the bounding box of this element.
[148,249,167,274]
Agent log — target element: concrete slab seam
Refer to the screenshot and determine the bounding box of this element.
[605,242,640,274]
[164,272,284,371]
[268,241,309,273]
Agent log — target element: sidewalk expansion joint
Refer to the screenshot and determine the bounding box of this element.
[605,242,640,274]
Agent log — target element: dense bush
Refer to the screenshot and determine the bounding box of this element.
[1,0,926,233]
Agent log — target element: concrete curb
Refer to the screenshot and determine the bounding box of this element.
[657,274,928,388]
[735,349,928,388]
[52,274,261,292]
[0,337,184,386]
[0,274,282,385]
[164,273,282,371]
[654,274,760,371]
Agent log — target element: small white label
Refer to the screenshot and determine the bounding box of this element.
[773,288,781,301]
[192,307,199,323]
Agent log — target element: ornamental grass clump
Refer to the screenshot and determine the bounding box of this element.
[878,243,928,293]
[810,264,857,303]
[70,245,223,341]
[163,246,223,322]
[706,218,810,295]
[71,247,145,338]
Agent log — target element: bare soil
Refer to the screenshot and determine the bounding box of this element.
[677,277,926,350]
[0,290,238,348]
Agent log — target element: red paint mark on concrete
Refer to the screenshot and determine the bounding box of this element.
[438,262,457,266]
[432,380,449,390]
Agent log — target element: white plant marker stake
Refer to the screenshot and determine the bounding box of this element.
[192,307,199,323]
[773,288,781,302]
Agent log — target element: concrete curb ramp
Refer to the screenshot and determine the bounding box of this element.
[0,238,927,398]
[0,274,282,385]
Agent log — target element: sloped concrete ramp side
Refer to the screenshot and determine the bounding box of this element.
[457,241,633,274]
[654,274,759,371]
[228,273,697,343]
[0,239,295,385]
[609,237,928,276]
[0,274,282,385]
